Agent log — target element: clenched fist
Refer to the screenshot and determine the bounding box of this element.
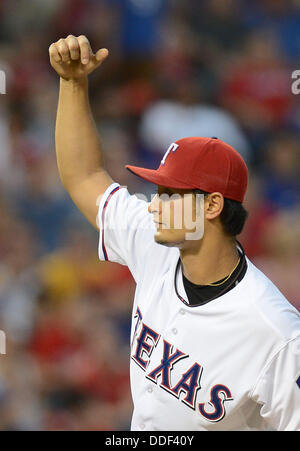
[49,35,109,80]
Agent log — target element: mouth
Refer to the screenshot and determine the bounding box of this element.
[153,221,164,228]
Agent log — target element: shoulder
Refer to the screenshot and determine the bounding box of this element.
[97,182,154,235]
[97,182,176,275]
[243,257,300,343]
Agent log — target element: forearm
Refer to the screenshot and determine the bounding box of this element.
[55,77,104,190]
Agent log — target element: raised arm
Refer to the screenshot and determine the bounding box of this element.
[49,34,114,229]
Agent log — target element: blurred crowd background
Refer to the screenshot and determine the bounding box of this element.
[0,0,299,430]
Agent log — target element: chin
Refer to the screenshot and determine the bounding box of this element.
[154,231,185,248]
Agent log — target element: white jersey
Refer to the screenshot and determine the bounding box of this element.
[97,182,300,431]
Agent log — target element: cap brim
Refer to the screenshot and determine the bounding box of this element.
[125,165,193,189]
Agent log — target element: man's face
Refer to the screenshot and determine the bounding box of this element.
[148,186,205,248]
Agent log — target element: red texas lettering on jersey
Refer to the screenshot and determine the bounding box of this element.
[131,308,233,422]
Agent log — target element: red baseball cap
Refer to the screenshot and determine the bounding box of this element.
[125,137,248,202]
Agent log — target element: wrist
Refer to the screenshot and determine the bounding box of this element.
[60,77,88,91]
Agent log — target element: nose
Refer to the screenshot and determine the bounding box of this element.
[148,193,159,215]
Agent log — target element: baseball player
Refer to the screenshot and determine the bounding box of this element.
[49,35,300,431]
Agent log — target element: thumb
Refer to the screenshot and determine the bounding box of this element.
[86,48,109,73]
[94,48,109,66]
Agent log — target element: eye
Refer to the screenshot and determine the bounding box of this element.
[157,188,168,196]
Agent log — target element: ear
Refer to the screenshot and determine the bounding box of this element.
[205,192,224,220]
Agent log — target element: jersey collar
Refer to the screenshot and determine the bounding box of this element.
[174,240,246,307]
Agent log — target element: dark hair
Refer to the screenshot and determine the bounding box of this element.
[194,189,248,237]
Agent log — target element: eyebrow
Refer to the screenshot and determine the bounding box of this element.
[157,187,173,195]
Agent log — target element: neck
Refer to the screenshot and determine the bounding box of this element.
[180,234,240,285]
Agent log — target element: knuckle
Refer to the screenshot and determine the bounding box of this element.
[57,42,67,51]
[57,43,67,52]
[49,44,57,55]
[77,34,88,43]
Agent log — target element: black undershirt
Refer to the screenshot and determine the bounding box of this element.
[182,250,247,306]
